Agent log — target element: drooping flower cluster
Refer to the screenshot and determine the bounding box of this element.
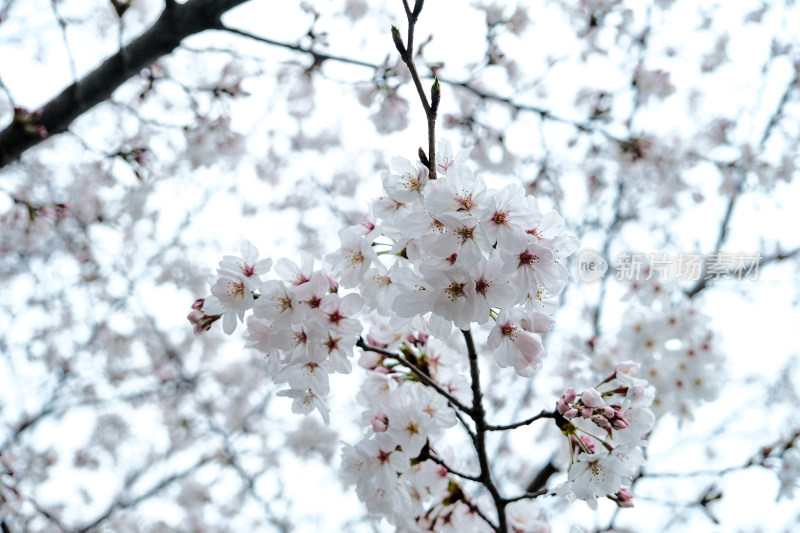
[191,245,363,422]
[554,362,655,509]
[244,253,365,423]
[340,332,492,531]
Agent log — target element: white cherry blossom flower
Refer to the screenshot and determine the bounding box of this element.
[435,138,472,176]
[218,239,272,290]
[203,271,255,334]
[277,387,330,424]
[382,156,429,203]
[487,307,545,376]
[563,448,630,509]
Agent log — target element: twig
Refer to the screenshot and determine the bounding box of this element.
[687,70,800,298]
[501,488,549,505]
[392,0,438,176]
[356,337,473,415]
[425,453,482,483]
[486,409,555,431]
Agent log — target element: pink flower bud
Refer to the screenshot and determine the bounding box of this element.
[187,310,212,334]
[591,415,611,430]
[611,488,635,508]
[571,434,595,454]
[365,334,388,349]
[581,387,605,407]
[371,413,388,433]
[192,298,205,310]
[358,351,383,370]
[563,387,577,404]
[556,398,569,414]
[611,417,629,430]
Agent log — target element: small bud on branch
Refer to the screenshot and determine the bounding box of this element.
[430,76,440,113]
[418,147,430,169]
[391,25,406,58]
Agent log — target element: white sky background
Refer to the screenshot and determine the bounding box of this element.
[1,0,800,531]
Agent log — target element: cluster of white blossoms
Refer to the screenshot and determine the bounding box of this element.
[189,243,363,423]
[341,334,473,530]
[613,275,725,419]
[342,332,551,531]
[190,139,619,524]
[330,139,579,370]
[554,362,656,509]
[190,139,578,422]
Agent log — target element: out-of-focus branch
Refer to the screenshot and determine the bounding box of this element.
[219,24,629,146]
[73,454,216,533]
[687,70,800,298]
[0,0,251,170]
[0,366,69,453]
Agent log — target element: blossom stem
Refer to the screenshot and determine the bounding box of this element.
[500,488,549,505]
[485,409,556,431]
[356,337,472,415]
[463,328,508,533]
[397,0,437,177]
[425,453,483,482]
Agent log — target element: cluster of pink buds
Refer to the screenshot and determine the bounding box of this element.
[186,298,221,334]
[556,386,630,436]
[13,106,47,138]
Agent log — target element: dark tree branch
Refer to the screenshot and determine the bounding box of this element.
[425,453,482,483]
[486,409,555,432]
[0,0,251,170]
[462,328,507,533]
[524,459,558,494]
[219,25,379,70]
[224,23,625,143]
[393,0,438,177]
[356,337,473,415]
[501,488,549,505]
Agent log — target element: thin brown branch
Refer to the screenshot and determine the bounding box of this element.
[425,453,482,483]
[393,0,437,177]
[356,337,473,415]
[216,25,628,154]
[219,25,379,70]
[460,493,499,532]
[501,488,549,505]
[486,409,555,432]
